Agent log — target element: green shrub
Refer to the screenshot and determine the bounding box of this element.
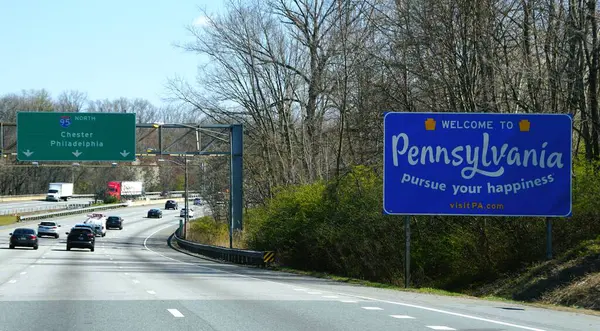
[245,180,327,268]
[243,159,600,291]
[103,195,118,204]
[187,216,229,246]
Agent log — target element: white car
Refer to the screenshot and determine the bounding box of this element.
[37,221,61,238]
[84,213,107,237]
[179,208,194,218]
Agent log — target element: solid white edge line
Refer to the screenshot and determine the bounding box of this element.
[167,309,184,317]
[336,294,546,331]
[143,220,546,331]
[143,224,195,265]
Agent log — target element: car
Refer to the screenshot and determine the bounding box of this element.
[37,221,61,238]
[66,227,95,252]
[9,228,38,249]
[83,213,107,237]
[179,208,194,218]
[147,208,162,218]
[106,216,123,230]
[73,223,95,232]
[193,198,203,206]
[165,200,178,210]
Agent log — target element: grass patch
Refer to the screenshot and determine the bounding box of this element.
[474,236,600,304]
[273,266,464,295]
[0,215,18,226]
[270,266,600,315]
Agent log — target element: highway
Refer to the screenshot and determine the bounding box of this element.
[0,204,598,331]
[0,198,93,215]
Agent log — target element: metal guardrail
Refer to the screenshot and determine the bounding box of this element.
[0,190,200,200]
[17,203,129,222]
[172,233,275,267]
[0,193,45,199]
[0,194,200,217]
[0,202,93,216]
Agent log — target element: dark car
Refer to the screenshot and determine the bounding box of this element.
[9,228,38,249]
[193,198,203,206]
[147,208,162,218]
[165,200,178,210]
[66,227,95,252]
[106,216,123,230]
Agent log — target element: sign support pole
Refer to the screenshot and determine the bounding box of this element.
[404,215,411,288]
[546,217,553,260]
[229,124,243,249]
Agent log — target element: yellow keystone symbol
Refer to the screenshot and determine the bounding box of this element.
[519,119,531,132]
[425,118,436,131]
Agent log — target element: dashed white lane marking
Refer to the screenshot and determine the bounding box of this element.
[29,265,35,268]
[426,327,456,331]
[118,266,123,269]
[132,280,140,284]
[124,273,129,275]
[307,291,322,294]
[8,280,17,284]
[362,307,383,310]
[143,223,546,331]
[390,315,415,319]
[147,290,156,295]
[20,272,27,275]
[323,295,339,298]
[293,288,307,291]
[41,256,46,259]
[336,294,546,331]
[167,309,184,317]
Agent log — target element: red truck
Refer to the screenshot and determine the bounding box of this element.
[106,181,144,200]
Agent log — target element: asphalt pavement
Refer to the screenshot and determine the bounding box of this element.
[0,198,93,216]
[0,203,598,331]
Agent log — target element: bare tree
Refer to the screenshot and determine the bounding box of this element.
[56,90,88,112]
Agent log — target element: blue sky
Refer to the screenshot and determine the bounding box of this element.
[0,0,225,106]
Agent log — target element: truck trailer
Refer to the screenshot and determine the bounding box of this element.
[106,181,144,200]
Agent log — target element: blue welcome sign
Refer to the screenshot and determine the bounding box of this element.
[383,112,573,217]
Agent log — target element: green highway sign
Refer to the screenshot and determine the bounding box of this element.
[17,112,136,162]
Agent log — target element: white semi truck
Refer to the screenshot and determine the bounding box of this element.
[46,183,74,201]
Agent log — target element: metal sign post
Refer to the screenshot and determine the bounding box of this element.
[229,124,243,248]
[404,215,410,288]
